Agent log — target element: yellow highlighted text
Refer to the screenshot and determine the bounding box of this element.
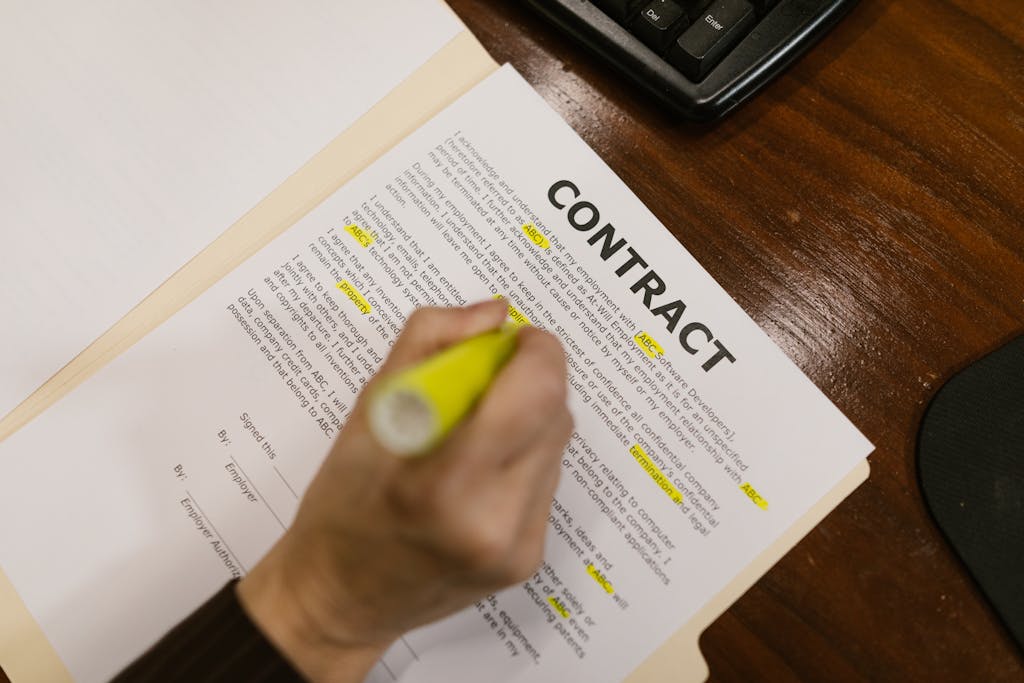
[586,564,615,594]
[336,280,372,315]
[493,294,531,327]
[630,443,684,505]
[634,331,664,359]
[343,223,376,248]
[521,223,550,249]
[740,483,769,510]
[547,596,570,618]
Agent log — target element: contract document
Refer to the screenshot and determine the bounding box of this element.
[0,66,872,683]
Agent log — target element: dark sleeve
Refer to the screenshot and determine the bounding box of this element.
[111,580,304,682]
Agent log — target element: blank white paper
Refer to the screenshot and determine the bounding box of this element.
[0,0,460,418]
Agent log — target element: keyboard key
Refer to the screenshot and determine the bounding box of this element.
[593,0,646,23]
[747,0,780,16]
[631,0,690,53]
[679,0,714,21]
[669,0,756,80]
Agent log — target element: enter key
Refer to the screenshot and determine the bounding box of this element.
[669,0,756,81]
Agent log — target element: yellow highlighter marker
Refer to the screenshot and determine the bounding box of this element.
[369,325,518,456]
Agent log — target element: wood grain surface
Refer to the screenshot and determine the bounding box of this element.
[443,0,1024,680]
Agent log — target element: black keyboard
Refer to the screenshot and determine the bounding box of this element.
[524,0,859,121]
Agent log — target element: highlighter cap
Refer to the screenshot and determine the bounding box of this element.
[368,326,518,456]
[370,388,438,455]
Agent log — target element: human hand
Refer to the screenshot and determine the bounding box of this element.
[237,300,573,681]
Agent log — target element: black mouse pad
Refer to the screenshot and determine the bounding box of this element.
[918,334,1024,649]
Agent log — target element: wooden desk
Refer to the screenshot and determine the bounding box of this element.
[446,0,1024,680]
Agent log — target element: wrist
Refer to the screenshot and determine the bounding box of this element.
[237,536,389,682]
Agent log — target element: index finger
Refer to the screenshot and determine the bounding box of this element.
[375,300,509,380]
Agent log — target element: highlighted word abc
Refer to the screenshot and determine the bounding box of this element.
[739,482,769,510]
[633,331,665,359]
[521,222,550,249]
[343,223,376,248]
